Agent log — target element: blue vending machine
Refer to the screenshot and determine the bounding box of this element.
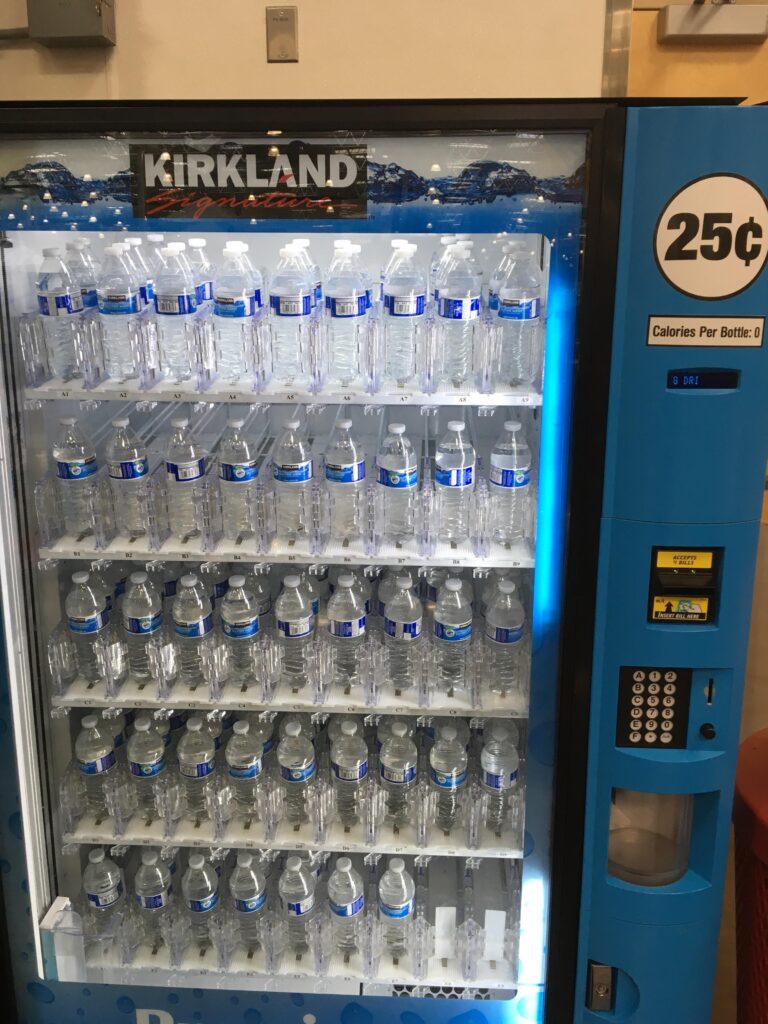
[0,101,762,1024]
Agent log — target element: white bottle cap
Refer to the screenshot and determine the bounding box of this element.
[111,417,130,428]
[188,238,206,248]
[401,242,417,253]
[81,713,98,729]
[286,855,302,872]
[391,239,409,248]
[440,235,455,245]
[159,247,177,258]
[292,238,310,247]
[389,857,405,873]
[142,850,159,866]
[337,856,352,872]
[279,246,295,257]
[113,242,130,252]
[334,239,352,249]
[171,416,189,428]
[72,571,90,585]
[348,244,362,254]
[337,574,355,588]
[227,416,245,429]
[498,580,517,593]
[233,719,250,735]
[440,725,457,742]
[89,848,105,864]
[188,853,205,870]
[395,576,412,590]
[338,419,353,430]
[391,721,407,738]
[42,247,60,257]
[147,234,165,243]
[237,851,253,867]
[129,571,148,585]
[186,715,203,732]
[103,244,123,256]
[134,715,151,732]
[445,579,463,592]
[284,419,300,430]
[490,722,512,741]
[167,241,186,251]
[59,416,78,426]
[388,423,405,435]
[340,720,358,737]
[447,420,466,432]
[228,574,246,588]
[504,420,522,432]
[284,720,301,737]
[180,574,198,588]
[284,575,301,588]
[125,237,142,246]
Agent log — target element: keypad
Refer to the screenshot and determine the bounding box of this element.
[616,666,692,749]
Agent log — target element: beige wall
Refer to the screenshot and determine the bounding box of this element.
[0,0,607,100]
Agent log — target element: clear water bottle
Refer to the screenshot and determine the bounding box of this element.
[269,246,313,387]
[36,247,83,379]
[66,572,112,682]
[429,725,468,833]
[327,714,364,746]
[176,715,216,817]
[298,570,320,627]
[65,239,98,310]
[328,857,365,954]
[277,720,316,825]
[97,244,141,382]
[275,575,315,689]
[107,709,127,755]
[106,418,150,539]
[279,855,316,954]
[327,574,366,688]
[376,715,416,752]
[151,561,181,615]
[423,567,450,609]
[488,240,524,311]
[221,575,260,676]
[435,245,481,388]
[172,574,214,686]
[53,417,98,538]
[124,237,153,306]
[212,246,257,383]
[378,857,415,957]
[155,246,197,383]
[376,567,407,618]
[480,726,520,833]
[206,715,224,752]
[496,250,544,386]
[127,714,166,816]
[292,237,322,308]
[272,418,313,541]
[230,240,266,309]
[383,575,423,688]
[146,233,165,277]
[379,721,418,828]
[75,714,118,817]
[122,570,163,679]
[330,720,369,828]
[225,718,264,814]
[429,234,456,307]
[425,716,470,752]
[246,565,273,621]
[379,239,409,304]
[433,578,473,695]
[324,419,366,542]
[202,562,229,608]
[489,420,531,545]
[229,851,267,947]
[181,853,219,946]
[485,580,525,694]
[188,238,214,306]
[434,421,476,542]
[324,244,368,387]
[83,848,124,915]
[382,242,426,388]
[165,417,208,541]
[479,568,513,617]
[218,417,259,542]
[376,423,419,543]
[134,849,171,947]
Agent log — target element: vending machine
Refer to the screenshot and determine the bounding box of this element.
[0,100,763,1024]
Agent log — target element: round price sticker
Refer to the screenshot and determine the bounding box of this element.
[654,173,768,299]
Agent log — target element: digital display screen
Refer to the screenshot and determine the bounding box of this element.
[667,369,740,391]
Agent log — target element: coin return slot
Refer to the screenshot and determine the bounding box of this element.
[706,678,715,705]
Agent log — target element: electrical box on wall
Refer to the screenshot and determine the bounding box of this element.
[26,0,116,47]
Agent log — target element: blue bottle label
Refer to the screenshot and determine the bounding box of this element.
[438,295,480,321]
[234,891,266,914]
[79,750,116,776]
[384,617,422,641]
[380,762,416,785]
[108,457,149,480]
[270,293,311,317]
[188,892,218,913]
[137,890,169,910]
[489,466,530,488]
[430,766,468,790]
[195,280,213,305]
[325,460,365,484]
[139,283,152,306]
[87,880,123,909]
[326,295,367,318]
[125,612,162,635]
[155,292,197,315]
[435,465,474,488]
[277,616,313,638]
[328,616,366,639]
[365,288,373,309]
[285,894,315,916]
[38,291,83,317]
[98,290,140,315]
[377,465,418,489]
[273,460,313,483]
[485,624,524,645]
[179,757,215,779]
[383,293,426,317]
[228,758,263,780]
[81,287,98,309]
[488,291,499,311]
[219,460,259,482]
[434,620,473,642]
[481,766,518,790]
[280,761,316,784]
[68,609,108,634]
[163,579,178,599]
[173,614,213,638]
[166,458,206,483]
[214,293,256,318]
[331,759,368,782]
[330,894,364,918]
[130,755,166,778]
[56,455,98,480]
[497,296,540,321]
[379,897,414,919]
[223,616,260,639]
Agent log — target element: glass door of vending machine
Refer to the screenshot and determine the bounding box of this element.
[0,102,619,1023]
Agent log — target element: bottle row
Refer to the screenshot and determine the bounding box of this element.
[26,235,545,396]
[60,710,523,853]
[38,412,535,556]
[49,565,530,708]
[65,844,519,985]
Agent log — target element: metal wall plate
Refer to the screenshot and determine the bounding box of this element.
[266,6,298,62]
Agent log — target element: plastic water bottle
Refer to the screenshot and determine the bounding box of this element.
[177,715,216,817]
[53,417,98,538]
[379,721,418,828]
[327,714,364,745]
[479,568,513,617]
[182,853,219,946]
[480,726,520,834]
[97,244,141,382]
[212,246,257,382]
[75,715,118,817]
[376,423,419,543]
[83,848,124,915]
[433,578,473,695]
[172,575,214,687]
[245,565,273,621]
[429,235,456,307]
[375,567,406,618]
[146,233,165,276]
[165,417,208,541]
[272,419,313,540]
[292,237,322,307]
[376,715,416,752]
[429,725,468,833]
[127,714,166,816]
[324,418,366,542]
[229,852,267,947]
[383,575,423,688]
[423,567,450,609]
[382,242,426,388]
[324,244,368,387]
[435,245,481,387]
[379,239,409,304]
[275,575,315,689]
[485,580,525,694]
[279,855,316,954]
[299,571,320,626]
[66,572,112,682]
[217,418,259,542]
[330,720,369,828]
[221,575,260,676]
[134,849,171,946]
[327,574,366,688]
[277,720,316,825]
[328,857,365,955]
[489,420,531,545]
[124,237,153,306]
[378,857,415,957]
[155,246,197,383]
[425,716,471,752]
[65,239,98,310]
[496,250,544,386]
[278,713,314,744]
[225,719,264,816]
[202,562,229,609]
[36,247,83,379]
[122,572,162,679]
[106,418,150,539]
[269,246,313,387]
[488,241,524,311]
[434,421,476,542]
[187,238,214,306]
